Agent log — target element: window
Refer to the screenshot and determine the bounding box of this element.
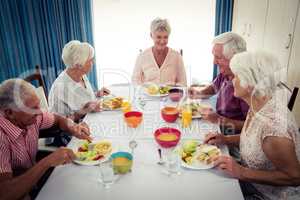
[93,0,216,86]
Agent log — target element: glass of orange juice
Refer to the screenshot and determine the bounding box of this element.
[121,101,131,113]
[182,106,192,128]
[124,111,143,128]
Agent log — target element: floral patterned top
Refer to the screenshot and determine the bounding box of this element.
[240,94,300,200]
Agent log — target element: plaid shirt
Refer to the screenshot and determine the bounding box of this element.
[0,112,55,174]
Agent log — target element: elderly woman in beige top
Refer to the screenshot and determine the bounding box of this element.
[132,18,187,86]
[204,51,300,200]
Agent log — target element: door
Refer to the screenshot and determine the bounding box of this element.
[232,0,269,51]
[263,0,299,68]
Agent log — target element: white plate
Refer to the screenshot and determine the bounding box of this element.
[181,160,214,170]
[100,95,123,111]
[73,157,109,166]
[72,140,113,166]
[143,89,169,97]
[180,144,221,170]
[142,85,169,97]
[179,113,202,119]
[102,107,122,111]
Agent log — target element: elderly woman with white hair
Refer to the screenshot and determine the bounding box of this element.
[132,18,187,86]
[204,51,300,200]
[49,40,110,122]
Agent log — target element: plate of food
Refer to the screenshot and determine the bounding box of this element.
[73,140,113,166]
[100,96,123,111]
[177,101,204,119]
[179,140,221,170]
[143,84,170,97]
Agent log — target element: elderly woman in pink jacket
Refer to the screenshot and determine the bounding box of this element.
[132,18,187,86]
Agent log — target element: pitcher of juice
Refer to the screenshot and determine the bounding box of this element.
[182,106,192,128]
[121,101,131,113]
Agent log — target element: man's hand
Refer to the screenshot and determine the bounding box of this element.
[96,87,110,97]
[69,122,92,142]
[201,108,221,124]
[188,87,203,99]
[188,86,211,99]
[44,147,76,167]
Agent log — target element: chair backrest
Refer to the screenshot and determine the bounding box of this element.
[278,82,298,111]
[24,65,47,98]
[36,86,49,110]
[288,87,299,111]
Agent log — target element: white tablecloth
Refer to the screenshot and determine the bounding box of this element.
[36,85,244,200]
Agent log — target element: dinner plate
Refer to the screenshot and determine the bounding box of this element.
[142,85,169,97]
[100,95,123,111]
[180,144,221,170]
[73,157,109,166]
[181,160,214,170]
[72,140,113,166]
[178,113,202,119]
[143,88,169,97]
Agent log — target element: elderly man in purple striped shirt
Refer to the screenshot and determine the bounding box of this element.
[189,32,249,135]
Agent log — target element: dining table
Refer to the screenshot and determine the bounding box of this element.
[36,84,244,200]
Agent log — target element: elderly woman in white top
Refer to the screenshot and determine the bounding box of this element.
[49,40,110,122]
[204,51,300,200]
[132,18,187,86]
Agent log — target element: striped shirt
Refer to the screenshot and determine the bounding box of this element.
[0,112,55,174]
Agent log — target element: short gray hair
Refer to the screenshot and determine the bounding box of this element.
[230,51,283,97]
[0,78,37,110]
[150,18,171,35]
[62,40,95,68]
[213,32,247,59]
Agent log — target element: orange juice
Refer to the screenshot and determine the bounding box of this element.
[158,133,178,141]
[121,101,131,113]
[182,107,192,128]
[125,116,142,128]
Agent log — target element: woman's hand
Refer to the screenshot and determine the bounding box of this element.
[96,87,110,97]
[81,101,102,114]
[69,122,92,142]
[213,155,244,179]
[204,132,226,146]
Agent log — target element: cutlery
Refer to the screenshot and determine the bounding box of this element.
[129,140,138,155]
[157,149,165,165]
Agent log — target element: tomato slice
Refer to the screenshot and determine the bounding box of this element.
[93,155,104,161]
[78,147,87,152]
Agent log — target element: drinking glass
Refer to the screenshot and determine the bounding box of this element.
[98,160,116,189]
[182,107,192,128]
[165,149,181,175]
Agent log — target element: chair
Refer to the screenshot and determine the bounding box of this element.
[24,65,47,98]
[288,87,299,111]
[279,81,299,111]
[24,65,59,151]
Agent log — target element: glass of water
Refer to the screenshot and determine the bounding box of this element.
[98,160,116,189]
[165,149,181,175]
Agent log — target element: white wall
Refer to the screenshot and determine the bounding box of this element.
[92,0,215,86]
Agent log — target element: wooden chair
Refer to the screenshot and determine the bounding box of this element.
[24,65,47,98]
[24,65,59,151]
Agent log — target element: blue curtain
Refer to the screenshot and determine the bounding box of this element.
[213,0,234,79]
[0,0,98,93]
